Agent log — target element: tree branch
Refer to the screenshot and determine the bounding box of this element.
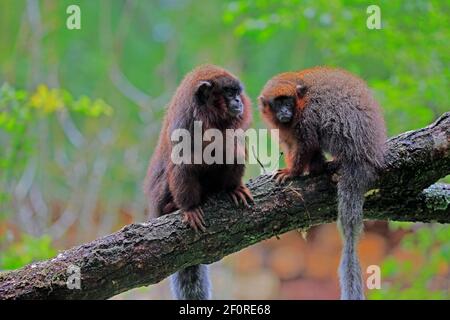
[1,113,449,300]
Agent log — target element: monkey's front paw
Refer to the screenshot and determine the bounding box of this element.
[182,208,206,233]
[228,185,254,208]
[272,168,294,184]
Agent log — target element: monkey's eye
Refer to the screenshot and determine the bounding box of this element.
[224,87,239,98]
[274,96,295,108]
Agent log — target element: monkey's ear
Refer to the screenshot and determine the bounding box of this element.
[296,83,308,98]
[258,95,267,107]
[195,81,213,105]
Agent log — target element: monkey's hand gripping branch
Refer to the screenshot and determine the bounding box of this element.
[0,112,449,300]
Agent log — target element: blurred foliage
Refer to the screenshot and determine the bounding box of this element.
[0,0,448,298]
[0,234,56,270]
[29,84,113,116]
[369,223,449,299]
[0,84,31,208]
[224,0,449,134]
[0,83,112,219]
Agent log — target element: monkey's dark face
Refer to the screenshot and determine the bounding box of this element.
[269,96,295,123]
[222,85,243,117]
[195,77,244,118]
[259,78,308,127]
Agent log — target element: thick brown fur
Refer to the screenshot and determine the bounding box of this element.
[144,64,253,300]
[259,66,386,300]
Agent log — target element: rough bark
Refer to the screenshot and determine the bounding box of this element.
[0,112,449,300]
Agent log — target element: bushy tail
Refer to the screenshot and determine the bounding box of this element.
[337,163,374,300]
[170,264,211,300]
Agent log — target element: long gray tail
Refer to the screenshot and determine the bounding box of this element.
[337,163,374,300]
[170,264,211,300]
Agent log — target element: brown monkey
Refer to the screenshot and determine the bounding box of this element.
[259,67,386,300]
[144,64,253,299]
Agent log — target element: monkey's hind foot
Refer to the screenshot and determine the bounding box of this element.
[272,168,294,184]
[228,185,254,207]
[182,208,206,233]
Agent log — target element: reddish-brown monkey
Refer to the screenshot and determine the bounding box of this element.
[144,64,253,299]
[259,67,386,300]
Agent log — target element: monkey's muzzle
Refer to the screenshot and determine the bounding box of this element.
[229,100,244,116]
[277,111,292,123]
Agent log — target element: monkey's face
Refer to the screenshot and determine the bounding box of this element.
[222,85,244,117]
[259,79,308,126]
[196,77,245,118]
[271,96,295,123]
[260,96,295,124]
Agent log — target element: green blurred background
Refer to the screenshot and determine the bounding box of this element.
[0,0,449,299]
